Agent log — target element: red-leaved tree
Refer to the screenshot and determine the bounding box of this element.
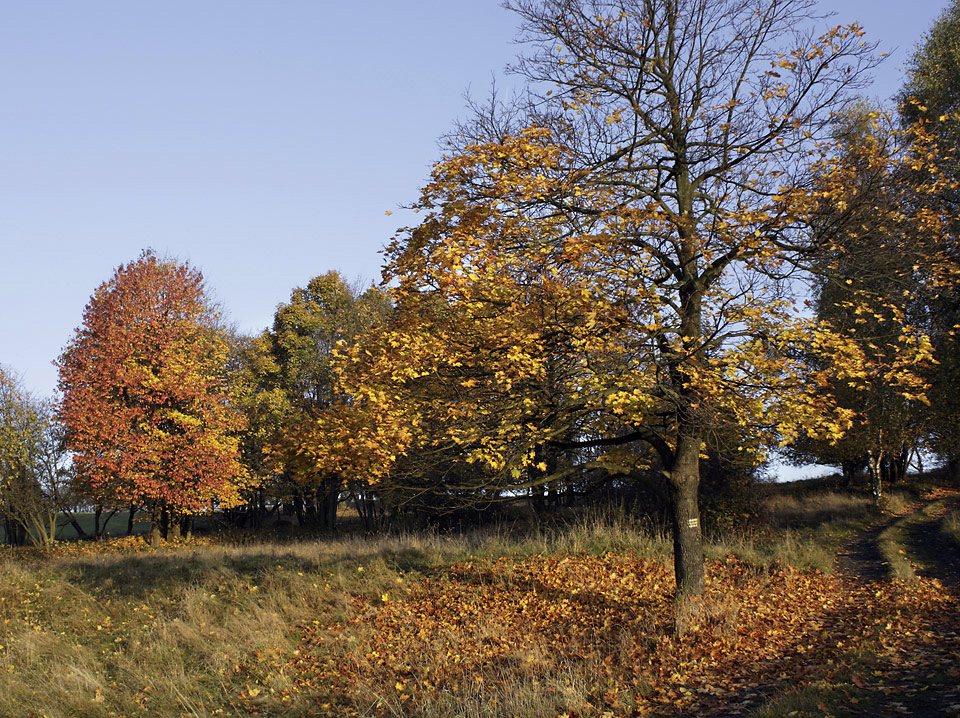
[58,250,250,540]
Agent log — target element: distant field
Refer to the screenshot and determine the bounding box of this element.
[0,511,139,544]
[0,511,221,544]
[56,511,150,540]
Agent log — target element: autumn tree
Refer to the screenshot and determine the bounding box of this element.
[57,251,250,542]
[0,368,39,500]
[340,0,955,596]
[227,333,289,527]
[240,272,392,530]
[0,368,88,545]
[0,367,60,545]
[803,107,942,503]
[901,0,960,176]
[899,1,960,476]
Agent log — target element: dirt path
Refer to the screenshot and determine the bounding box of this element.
[834,493,960,586]
[834,514,899,583]
[828,491,960,718]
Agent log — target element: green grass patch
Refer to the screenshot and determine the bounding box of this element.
[56,510,152,540]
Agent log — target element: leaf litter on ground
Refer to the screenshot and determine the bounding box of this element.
[239,550,960,717]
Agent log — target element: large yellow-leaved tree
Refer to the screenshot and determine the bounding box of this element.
[343,0,953,595]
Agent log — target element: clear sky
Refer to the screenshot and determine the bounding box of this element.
[1,0,952,409]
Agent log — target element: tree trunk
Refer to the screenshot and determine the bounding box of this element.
[841,460,857,488]
[5,519,22,546]
[352,489,371,531]
[63,511,88,540]
[168,514,181,540]
[46,511,58,546]
[102,509,118,536]
[667,435,705,596]
[159,506,173,540]
[126,503,136,536]
[321,482,339,531]
[293,491,306,527]
[894,447,908,483]
[868,449,883,508]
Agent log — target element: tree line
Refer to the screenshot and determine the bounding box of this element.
[2,0,959,597]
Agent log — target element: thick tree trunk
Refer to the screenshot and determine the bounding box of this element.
[321,481,339,531]
[840,460,858,488]
[667,435,705,596]
[293,491,306,527]
[669,165,705,597]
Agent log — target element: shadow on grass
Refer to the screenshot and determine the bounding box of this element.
[55,544,441,600]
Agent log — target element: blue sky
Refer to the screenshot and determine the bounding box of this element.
[1,0,952,416]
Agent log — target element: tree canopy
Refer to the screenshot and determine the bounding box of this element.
[341,0,952,595]
[899,0,960,473]
[57,251,249,537]
[235,272,392,529]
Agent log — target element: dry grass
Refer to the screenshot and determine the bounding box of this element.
[941,506,960,546]
[878,518,918,580]
[0,532,472,718]
[0,484,933,717]
[361,663,600,718]
[504,508,673,563]
[763,489,873,529]
[743,487,889,573]
[880,490,916,515]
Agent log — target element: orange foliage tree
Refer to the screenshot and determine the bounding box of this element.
[57,251,250,540]
[341,0,954,596]
[235,272,393,530]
